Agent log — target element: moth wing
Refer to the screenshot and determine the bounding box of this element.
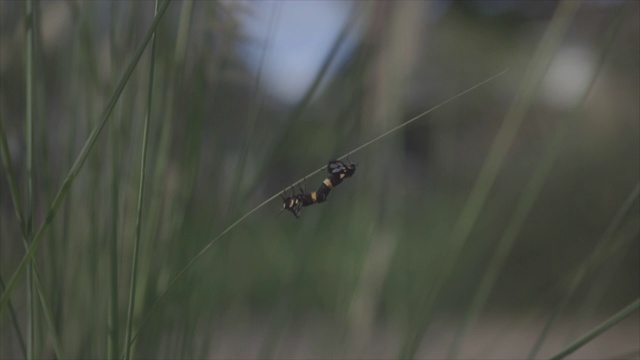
[328,161,347,174]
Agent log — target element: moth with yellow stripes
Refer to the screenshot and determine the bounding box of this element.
[281,159,357,218]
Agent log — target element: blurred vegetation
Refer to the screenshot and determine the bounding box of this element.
[1,1,638,359]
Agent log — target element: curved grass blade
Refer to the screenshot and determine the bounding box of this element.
[0,0,173,315]
[123,1,160,359]
[128,68,508,346]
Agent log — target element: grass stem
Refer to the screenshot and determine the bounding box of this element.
[123,1,160,359]
[0,0,173,315]
[128,68,507,346]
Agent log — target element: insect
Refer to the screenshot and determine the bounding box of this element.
[281,159,357,218]
[327,159,357,180]
[280,187,309,218]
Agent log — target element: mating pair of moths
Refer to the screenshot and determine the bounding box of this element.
[281,160,357,218]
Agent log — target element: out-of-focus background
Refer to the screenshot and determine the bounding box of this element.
[1,1,638,359]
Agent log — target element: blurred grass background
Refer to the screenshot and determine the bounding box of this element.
[1,1,639,359]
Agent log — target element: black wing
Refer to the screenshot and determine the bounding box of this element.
[327,160,348,175]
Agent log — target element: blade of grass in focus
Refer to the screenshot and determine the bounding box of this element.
[127,68,508,350]
[0,0,173,315]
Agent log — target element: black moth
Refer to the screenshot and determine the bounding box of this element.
[281,159,357,218]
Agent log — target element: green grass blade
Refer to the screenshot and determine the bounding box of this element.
[0,0,173,315]
[341,69,508,159]
[123,1,160,359]
[549,298,640,360]
[127,69,506,346]
[24,1,36,358]
[108,3,122,358]
[1,120,63,360]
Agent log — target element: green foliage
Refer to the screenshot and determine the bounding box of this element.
[1,1,638,359]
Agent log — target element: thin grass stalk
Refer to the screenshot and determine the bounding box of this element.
[123,2,160,359]
[55,4,83,338]
[108,2,122,358]
[398,2,579,357]
[1,123,63,359]
[0,0,173,314]
[139,0,193,268]
[128,69,507,346]
[2,118,65,360]
[131,23,202,360]
[527,183,640,359]
[449,9,628,358]
[19,232,64,359]
[35,41,65,360]
[24,0,34,236]
[24,0,36,358]
[76,4,108,355]
[549,298,640,360]
[127,6,195,355]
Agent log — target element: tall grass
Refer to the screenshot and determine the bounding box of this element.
[1,1,638,359]
[123,1,160,359]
